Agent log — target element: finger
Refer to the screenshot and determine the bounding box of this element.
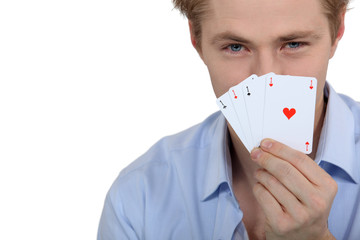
[260,138,330,186]
[255,169,306,219]
[253,181,287,227]
[251,147,315,205]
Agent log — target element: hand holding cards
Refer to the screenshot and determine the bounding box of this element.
[217,73,317,154]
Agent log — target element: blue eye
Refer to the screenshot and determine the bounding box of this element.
[229,44,243,52]
[287,42,301,48]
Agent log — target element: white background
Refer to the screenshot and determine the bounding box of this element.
[0,0,359,239]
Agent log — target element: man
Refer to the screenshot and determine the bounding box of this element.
[98,0,360,239]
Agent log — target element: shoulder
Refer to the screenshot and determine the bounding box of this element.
[107,111,224,207]
[101,111,224,235]
[118,111,222,179]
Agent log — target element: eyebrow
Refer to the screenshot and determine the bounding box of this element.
[211,32,251,45]
[278,31,322,42]
[211,30,322,45]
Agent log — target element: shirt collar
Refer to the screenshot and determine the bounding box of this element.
[315,82,359,183]
[201,113,232,201]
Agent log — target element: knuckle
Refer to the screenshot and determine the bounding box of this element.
[253,182,264,197]
[274,216,291,235]
[309,194,327,213]
[276,142,287,154]
[325,177,338,195]
[259,152,271,169]
[266,174,279,187]
[280,164,294,180]
[294,151,307,166]
[294,208,310,226]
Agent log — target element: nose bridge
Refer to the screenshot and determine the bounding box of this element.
[253,49,279,76]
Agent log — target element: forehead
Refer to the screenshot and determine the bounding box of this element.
[203,0,328,41]
[208,0,324,19]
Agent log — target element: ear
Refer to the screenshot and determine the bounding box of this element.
[188,20,197,49]
[188,20,205,61]
[329,9,346,59]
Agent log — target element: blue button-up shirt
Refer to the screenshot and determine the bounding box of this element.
[98,82,360,240]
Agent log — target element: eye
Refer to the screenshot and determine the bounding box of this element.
[284,42,302,49]
[228,44,244,52]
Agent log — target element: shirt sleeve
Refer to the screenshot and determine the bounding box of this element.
[97,193,139,240]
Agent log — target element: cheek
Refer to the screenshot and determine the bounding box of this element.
[280,51,329,104]
[201,41,254,97]
[205,57,253,98]
[280,51,329,83]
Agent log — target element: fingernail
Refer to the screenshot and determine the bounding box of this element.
[251,148,262,160]
[261,139,273,149]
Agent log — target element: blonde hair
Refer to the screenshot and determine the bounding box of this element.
[172,0,350,48]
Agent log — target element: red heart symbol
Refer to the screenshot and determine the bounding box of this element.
[283,108,296,120]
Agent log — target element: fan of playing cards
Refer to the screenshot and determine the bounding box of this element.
[216,73,317,154]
